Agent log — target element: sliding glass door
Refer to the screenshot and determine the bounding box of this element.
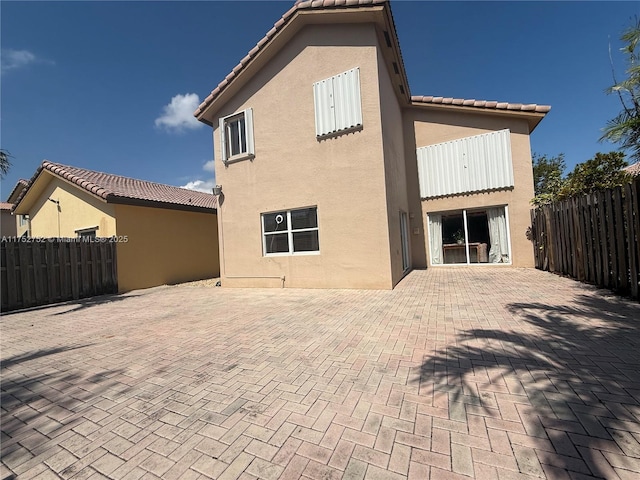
[428,206,511,265]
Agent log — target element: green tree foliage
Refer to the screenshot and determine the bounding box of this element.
[531,151,632,206]
[0,149,11,179]
[532,153,566,206]
[558,151,632,199]
[601,18,640,161]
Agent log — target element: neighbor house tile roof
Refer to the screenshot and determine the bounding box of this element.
[624,161,640,176]
[6,179,28,203]
[411,96,551,113]
[1,202,13,211]
[14,161,216,213]
[194,0,389,118]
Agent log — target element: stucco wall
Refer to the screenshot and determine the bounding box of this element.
[115,204,219,292]
[405,109,536,268]
[1,210,17,237]
[377,48,410,286]
[28,177,117,238]
[212,23,394,289]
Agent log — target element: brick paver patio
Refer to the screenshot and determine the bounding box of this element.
[2,268,640,480]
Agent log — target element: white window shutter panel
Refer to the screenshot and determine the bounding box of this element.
[313,78,336,137]
[219,117,227,161]
[416,129,514,198]
[334,68,362,131]
[244,108,254,155]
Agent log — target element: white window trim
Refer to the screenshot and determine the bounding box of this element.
[426,206,512,267]
[219,108,254,164]
[75,226,99,237]
[262,207,320,257]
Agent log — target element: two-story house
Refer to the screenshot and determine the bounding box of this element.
[194,0,549,289]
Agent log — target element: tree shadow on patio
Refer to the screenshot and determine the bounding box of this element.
[1,346,132,478]
[416,293,640,478]
[0,344,93,369]
[49,292,141,316]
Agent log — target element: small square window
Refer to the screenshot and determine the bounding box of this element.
[262,207,319,256]
[219,108,254,163]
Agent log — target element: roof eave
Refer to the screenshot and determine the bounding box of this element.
[409,101,550,133]
[194,3,405,124]
[13,166,112,215]
[106,195,217,214]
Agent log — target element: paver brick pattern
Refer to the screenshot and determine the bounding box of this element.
[2,268,640,479]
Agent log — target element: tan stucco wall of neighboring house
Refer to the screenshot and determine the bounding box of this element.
[1,210,17,237]
[114,204,219,293]
[405,108,536,268]
[28,177,117,238]
[213,23,395,289]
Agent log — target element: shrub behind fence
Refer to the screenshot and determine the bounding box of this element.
[530,176,640,300]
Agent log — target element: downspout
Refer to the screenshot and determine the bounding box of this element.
[213,188,285,288]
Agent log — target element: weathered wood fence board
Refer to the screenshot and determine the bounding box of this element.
[1,239,117,312]
[531,176,640,300]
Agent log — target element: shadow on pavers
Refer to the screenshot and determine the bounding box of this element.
[0,344,93,369]
[416,292,640,478]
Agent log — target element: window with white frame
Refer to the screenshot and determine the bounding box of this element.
[427,206,511,266]
[75,226,98,239]
[262,207,319,255]
[313,67,362,137]
[219,108,254,163]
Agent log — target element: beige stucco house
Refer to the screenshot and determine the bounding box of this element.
[13,161,220,292]
[1,202,17,237]
[194,0,550,289]
[2,179,29,237]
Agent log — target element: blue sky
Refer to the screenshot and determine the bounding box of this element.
[1,1,638,198]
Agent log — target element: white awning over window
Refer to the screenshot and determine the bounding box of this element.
[417,129,514,198]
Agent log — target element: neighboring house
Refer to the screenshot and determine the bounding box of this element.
[1,202,17,237]
[13,161,219,292]
[5,179,30,236]
[194,0,549,289]
[624,161,640,176]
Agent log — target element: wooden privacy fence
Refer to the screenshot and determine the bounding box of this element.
[530,176,640,300]
[1,238,118,312]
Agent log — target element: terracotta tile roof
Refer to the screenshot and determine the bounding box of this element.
[195,0,549,126]
[6,179,28,203]
[1,202,13,211]
[194,0,389,119]
[411,96,551,113]
[14,161,216,213]
[624,161,640,176]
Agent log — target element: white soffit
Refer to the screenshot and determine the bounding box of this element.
[417,129,514,199]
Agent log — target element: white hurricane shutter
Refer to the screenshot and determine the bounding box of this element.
[313,78,335,137]
[313,68,362,137]
[218,117,227,162]
[244,108,255,156]
[417,129,514,198]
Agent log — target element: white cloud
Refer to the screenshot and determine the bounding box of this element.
[180,179,217,193]
[180,160,217,193]
[1,49,52,74]
[203,160,215,173]
[155,93,203,132]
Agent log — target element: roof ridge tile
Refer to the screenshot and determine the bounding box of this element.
[412,96,551,113]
